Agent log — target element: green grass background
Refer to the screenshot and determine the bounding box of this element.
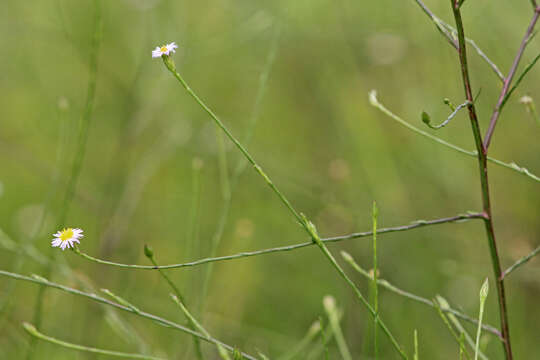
[1,0,539,358]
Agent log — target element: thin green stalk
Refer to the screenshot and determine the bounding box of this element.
[372,202,379,359]
[73,212,484,270]
[412,0,505,81]
[0,237,153,355]
[450,4,512,358]
[433,300,471,360]
[436,296,489,360]
[314,317,331,360]
[500,52,540,110]
[277,321,321,360]
[0,270,257,360]
[170,295,231,360]
[28,2,102,359]
[160,55,305,229]
[144,246,203,360]
[422,100,470,130]
[22,323,164,360]
[340,251,501,339]
[368,90,540,183]
[483,8,540,149]
[475,279,489,360]
[303,220,407,359]
[413,329,418,360]
[101,289,140,313]
[323,296,352,360]
[502,245,540,278]
[460,333,466,360]
[361,282,374,356]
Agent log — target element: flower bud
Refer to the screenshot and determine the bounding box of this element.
[144,244,154,259]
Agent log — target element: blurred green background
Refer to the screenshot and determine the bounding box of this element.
[1,0,539,358]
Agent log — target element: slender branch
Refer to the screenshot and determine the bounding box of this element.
[371,202,379,359]
[170,295,231,360]
[502,245,540,279]
[413,0,458,48]
[0,270,257,360]
[277,321,321,360]
[145,248,203,360]
[436,296,489,360]
[160,55,306,230]
[73,213,484,270]
[422,100,470,130]
[433,301,472,360]
[369,91,540,182]
[500,52,540,110]
[413,0,505,81]
[340,251,502,339]
[322,296,352,360]
[450,2,513,359]
[483,8,540,149]
[22,323,165,360]
[305,220,408,359]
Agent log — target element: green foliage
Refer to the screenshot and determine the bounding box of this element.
[1,0,539,359]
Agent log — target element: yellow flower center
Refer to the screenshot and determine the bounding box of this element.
[59,228,74,241]
[160,46,168,53]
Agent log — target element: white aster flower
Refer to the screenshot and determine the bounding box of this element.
[152,42,178,58]
[51,228,83,250]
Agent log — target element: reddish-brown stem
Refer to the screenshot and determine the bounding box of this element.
[450,3,513,359]
[483,7,540,149]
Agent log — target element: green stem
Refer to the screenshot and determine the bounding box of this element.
[502,245,540,278]
[170,295,231,360]
[306,223,407,359]
[450,3,512,358]
[22,323,164,360]
[372,202,379,359]
[369,91,540,183]
[433,300,471,360]
[0,270,257,360]
[147,254,204,360]
[475,279,489,360]
[341,252,501,339]
[323,297,352,360]
[436,296,489,360]
[74,212,483,270]
[413,0,505,81]
[161,55,305,230]
[413,330,418,360]
[277,321,321,360]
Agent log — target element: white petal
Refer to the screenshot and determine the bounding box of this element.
[52,239,61,247]
[60,241,67,250]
